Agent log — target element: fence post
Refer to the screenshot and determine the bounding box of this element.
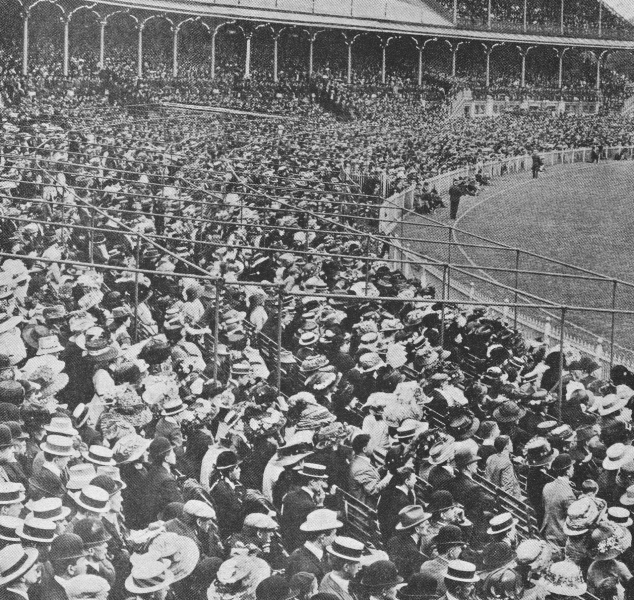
[442,264,448,301]
[503,298,510,324]
[558,307,566,422]
[212,281,221,383]
[446,264,451,300]
[513,249,520,328]
[440,300,446,349]
[88,202,95,264]
[469,282,475,301]
[595,338,605,368]
[610,280,617,373]
[133,234,141,343]
[544,317,552,346]
[447,226,452,266]
[276,286,284,391]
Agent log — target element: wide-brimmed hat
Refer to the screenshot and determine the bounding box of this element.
[0,482,25,506]
[66,464,97,491]
[544,560,587,596]
[493,400,526,423]
[447,413,480,441]
[0,314,22,336]
[300,509,342,532]
[161,397,186,417]
[113,434,151,465]
[590,522,632,560]
[395,505,432,531]
[524,437,558,467]
[428,441,455,465]
[69,485,111,514]
[22,324,50,350]
[433,525,466,550]
[602,443,632,470]
[44,416,78,437]
[326,536,365,562]
[0,516,22,542]
[563,497,600,536]
[40,434,75,457]
[487,512,517,536]
[0,545,39,586]
[26,496,71,522]
[125,556,174,594]
[621,484,634,506]
[148,532,200,583]
[608,506,633,528]
[358,352,385,373]
[516,538,553,572]
[598,393,629,416]
[358,560,403,590]
[444,560,479,583]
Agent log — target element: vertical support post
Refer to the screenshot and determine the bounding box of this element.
[418,46,423,86]
[447,226,452,267]
[365,234,371,289]
[452,47,458,77]
[172,27,178,78]
[309,36,314,75]
[99,21,106,67]
[22,13,29,76]
[558,50,564,89]
[446,264,451,301]
[245,34,252,78]
[520,52,526,88]
[598,0,603,37]
[610,280,617,372]
[595,53,601,91]
[487,0,492,29]
[88,203,95,264]
[211,31,217,79]
[347,42,352,84]
[381,43,386,85]
[63,18,70,77]
[513,249,520,328]
[453,0,458,24]
[442,264,448,300]
[440,300,446,349]
[273,35,279,82]
[133,235,140,343]
[523,0,527,32]
[485,48,491,88]
[558,307,566,421]
[212,281,220,382]
[276,287,284,391]
[560,0,564,35]
[137,24,143,79]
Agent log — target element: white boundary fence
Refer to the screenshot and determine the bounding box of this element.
[380,144,634,377]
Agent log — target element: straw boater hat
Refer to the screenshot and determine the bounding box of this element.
[300,509,343,532]
[17,515,57,544]
[544,561,587,597]
[148,532,201,583]
[444,560,479,583]
[0,516,22,543]
[0,545,39,586]
[69,485,111,514]
[326,536,365,562]
[126,556,174,595]
[25,497,71,521]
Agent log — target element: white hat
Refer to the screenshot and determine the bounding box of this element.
[36,335,65,355]
[40,434,75,457]
[444,560,479,583]
[69,485,111,513]
[300,509,343,532]
[183,500,215,520]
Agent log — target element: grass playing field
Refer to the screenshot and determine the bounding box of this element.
[401,160,634,360]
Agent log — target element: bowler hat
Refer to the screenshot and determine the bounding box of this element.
[74,517,112,548]
[433,525,466,550]
[427,491,459,514]
[49,533,88,562]
[550,453,573,474]
[255,575,297,600]
[358,560,402,590]
[215,450,240,471]
[148,437,172,462]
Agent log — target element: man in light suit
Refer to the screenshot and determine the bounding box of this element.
[285,508,343,582]
[541,453,577,547]
[348,433,392,507]
[484,435,522,498]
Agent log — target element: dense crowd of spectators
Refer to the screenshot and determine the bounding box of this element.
[1,13,634,600]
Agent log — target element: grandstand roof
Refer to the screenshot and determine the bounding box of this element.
[605,0,634,24]
[97,0,634,48]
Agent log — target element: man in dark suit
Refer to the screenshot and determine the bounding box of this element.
[387,505,431,580]
[285,508,343,582]
[446,447,495,546]
[435,560,480,600]
[281,463,329,551]
[208,450,245,539]
[531,152,543,178]
[28,434,73,501]
[377,466,417,541]
[139,437,183,528]
[30,534,88,600]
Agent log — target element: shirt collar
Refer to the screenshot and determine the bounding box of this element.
[6,589,29,600]
[43,462,62,476]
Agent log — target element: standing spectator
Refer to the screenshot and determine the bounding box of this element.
[541,453,577,547]
[484,436,522,498]
[348,433,392,507]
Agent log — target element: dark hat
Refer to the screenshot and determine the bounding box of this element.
[73,517,112,548]
[148,436,172,462]
[395,505,432,531]
[454,447,479,471]
[397,573,438,600]
[138,338,171,365]
[524,437,558,467]
[90,474,124,496]
[0,382,25,405]
[256,575,297,600]
[433,525,466,550]
[359,560,403,590]
[427,490,459,514]
[493,400,526,423]
[0,425,13,450]
[49,533,87,562]
[550,453,573,474]
[481,542,516,570]
[3,421,27,441]
[448,413,480,441]
[216,450,240,471]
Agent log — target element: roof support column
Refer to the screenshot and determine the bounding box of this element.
[172,26,178,78]
[517,46,533,89]
[99,20,106,67]
[487,0,492,30]
[22,11,29,76]
[343,33,359,85]
[523,0,527,32]
[244,32,252,79]
[378,36,392,85]
[309,35,314,75]
[598,0,603,37]
[557,47,569,89]
[137,23,144,79]
[63,16,70,77]
[596,50,608,91]
[560,0,564,35]
[273,30,280,82]
[446,41,462,78]
[418,46,423,86]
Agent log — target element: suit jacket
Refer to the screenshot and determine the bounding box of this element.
[29,567,69,600]
[28,466,65,501]
[209,476,245,539]
[428,465,455,492]
[420,555,450,595]
[348,455,387,507]
[140,464,183,528]
[286,545,328,581]
[281,488,318,551]
[447,472,495,544]
[387,531,429,580]
[377,486,414,541]
[485,452,522,497]
[541,477,576,546]
[319,572,355,600]
[120,463,149,531]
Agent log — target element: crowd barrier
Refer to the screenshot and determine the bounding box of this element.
[378,144,634,378]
